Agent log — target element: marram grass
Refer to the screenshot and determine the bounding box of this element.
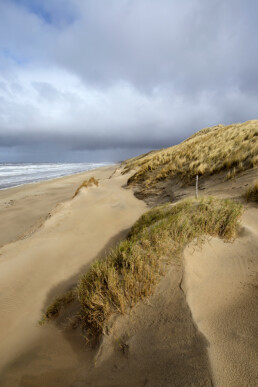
[73,177,99,198]
[243,181,258,203]
[123,120,258,187]
[44,290,75,320]
[42,197,242,339]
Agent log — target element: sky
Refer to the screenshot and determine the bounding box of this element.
[0,0,257,162]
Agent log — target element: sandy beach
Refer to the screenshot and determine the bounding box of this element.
[0,165,116,246]
[0,164,257,386]
[1,0,257,382]
[0,164,148,385]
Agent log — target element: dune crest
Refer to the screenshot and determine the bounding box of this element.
[0,120,257,386]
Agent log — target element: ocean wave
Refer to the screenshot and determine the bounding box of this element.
[0,162,113,190]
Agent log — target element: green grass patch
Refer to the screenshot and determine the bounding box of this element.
[43,197,243,339]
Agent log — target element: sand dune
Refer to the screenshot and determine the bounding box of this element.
[0,165,147,385]
[0,165,114,246]
[77,257,213,387]
[0,164,257,386]
[183,207,258,386]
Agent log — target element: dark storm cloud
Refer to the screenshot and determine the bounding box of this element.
[0,0,257,161]
[0,123,176,150]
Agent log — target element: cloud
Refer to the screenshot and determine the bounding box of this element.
[0,0,257,161]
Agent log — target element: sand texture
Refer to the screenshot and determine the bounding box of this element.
[184,206,258,386]
[0,165,148,385]
[0,165,115,246]
[0,164,257,386]
[77,258,213,387]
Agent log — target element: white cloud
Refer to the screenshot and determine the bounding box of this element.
[0,0,257,160]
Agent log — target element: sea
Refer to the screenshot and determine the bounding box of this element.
[0,162,113,190]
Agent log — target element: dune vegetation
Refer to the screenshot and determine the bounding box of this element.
[43,197,242,339]
[243,180,258,203]
[73,177,99,198]
[123,120,258,188]
[42,122,255,338]
[42,290,75,322]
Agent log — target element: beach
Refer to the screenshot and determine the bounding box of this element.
[0,163,257,386]
[1,0,257,383]
[0,164,113,246]
[0,164,146,385]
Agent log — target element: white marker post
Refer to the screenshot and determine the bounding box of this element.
[195,175,199,200]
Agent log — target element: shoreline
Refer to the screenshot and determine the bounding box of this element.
[0,164,118,246]
[0,162,114,191]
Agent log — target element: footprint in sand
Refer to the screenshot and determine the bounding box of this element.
[5,200,15,208]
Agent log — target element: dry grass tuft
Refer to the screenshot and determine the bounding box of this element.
[73,177,99,198]
[40,290,75,324]
[123,120,258,188]
[243,181,258,203]
[43,197,242,339]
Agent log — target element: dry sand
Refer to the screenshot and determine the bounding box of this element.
[77,257,213,387]
[136,166,258,206]
[0,165,148,385]
[0,164,257,386]
[0,165,116,246]
[183,206,258,386]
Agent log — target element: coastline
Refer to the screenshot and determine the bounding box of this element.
[0,164,117,246]
[0,161,257,386]
[0,162,113,191]
[0,164,148,385]
[0,164,215,386]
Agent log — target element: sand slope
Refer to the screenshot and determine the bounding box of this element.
[0,166,147,385]
[78,258,213,387]
[0,165,114,246]
[0,165,257,386]
[183,206,258,386]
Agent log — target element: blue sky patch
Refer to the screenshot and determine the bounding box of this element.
[2,48,28,65]
[10,0,77,27]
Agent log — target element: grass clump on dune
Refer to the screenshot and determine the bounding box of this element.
[40,290,75,325]
[73,177,99,198]
[43,197,242,339]
[123,120,258,187]
[243,181,258,203]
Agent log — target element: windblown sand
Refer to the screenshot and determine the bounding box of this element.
[0,166,116,246]
[183,207,258,386]
[0,165,147,385]
[0,165,257,386]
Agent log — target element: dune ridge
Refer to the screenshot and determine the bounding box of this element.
[0,121,257,386]
[123,120,258,205]
[124,120,258,185]
[43,197,242,341]
[0,165,147,385]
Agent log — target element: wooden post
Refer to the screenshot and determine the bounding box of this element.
[195,175,198,199]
